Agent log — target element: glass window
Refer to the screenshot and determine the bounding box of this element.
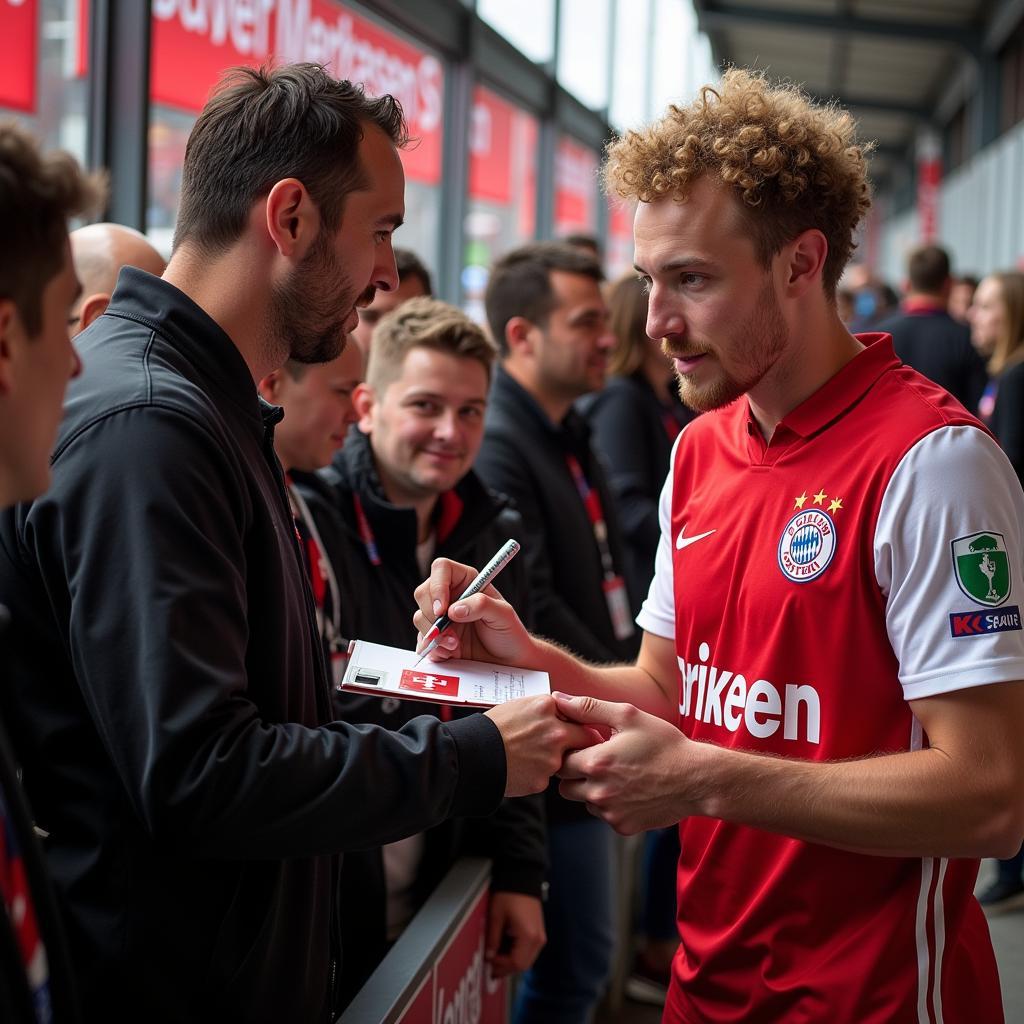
[147,1,444,269]
[463,85,539,322]
[477,0,555,65]
[650,0,687,119]
[609,0,651,131]
[553,134,600,240]
[557,0,611,113]
[0,0,89,162]
[999,21,1024,134]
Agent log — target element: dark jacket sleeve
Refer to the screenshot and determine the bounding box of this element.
[474,434,620,664]
[962,345,989,416]
[464,791,547,896]
[12,407,504,860]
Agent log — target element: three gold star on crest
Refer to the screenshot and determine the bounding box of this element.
[794,490,843,514]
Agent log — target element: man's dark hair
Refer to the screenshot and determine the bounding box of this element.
[561,233,602,260]
[395,248,433,296]
[0,121,105,336]
[485,242,603,355]
[907,245,951,294]
[173,63,408,256]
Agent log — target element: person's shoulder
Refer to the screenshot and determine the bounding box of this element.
[62,322,230,459]
[999,359,1024,387]
[880,359,981,427]
[579,375,648,418]
[873,311,907,336]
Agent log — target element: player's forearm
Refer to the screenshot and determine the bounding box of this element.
[531,638,675,720]
[695,741,1024,859]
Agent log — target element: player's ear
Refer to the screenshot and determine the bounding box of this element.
[781,229,828,299]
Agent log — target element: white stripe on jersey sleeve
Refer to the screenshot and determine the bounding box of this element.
[874,424,1024,700]
[635,430,685,639]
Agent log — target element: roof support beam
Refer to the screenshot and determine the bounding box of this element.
[696,3,983,56]
[985,0,1024,52]
[832,95,931,120]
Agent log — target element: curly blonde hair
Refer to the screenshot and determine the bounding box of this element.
[604,68,872,293]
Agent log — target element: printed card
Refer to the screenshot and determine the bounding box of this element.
[340,639,550,708]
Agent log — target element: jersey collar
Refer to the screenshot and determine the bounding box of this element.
[745,333,899,450]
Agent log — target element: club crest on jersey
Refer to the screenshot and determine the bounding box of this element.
[778,508,837,582]
[951,532,1011,607]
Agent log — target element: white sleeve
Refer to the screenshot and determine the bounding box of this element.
[635,433,682,639]
[875,424,1024,700]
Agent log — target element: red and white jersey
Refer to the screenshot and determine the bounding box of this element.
[637,336,1024,1024]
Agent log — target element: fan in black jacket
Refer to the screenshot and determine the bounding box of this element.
[295,297,546,1007]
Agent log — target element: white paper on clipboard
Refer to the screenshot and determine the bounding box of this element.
[340,639,550,708]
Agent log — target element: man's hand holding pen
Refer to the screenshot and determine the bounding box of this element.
[412,554,602,798]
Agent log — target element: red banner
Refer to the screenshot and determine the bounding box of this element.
[917,158,941,244]
[0,0,38,113]
[393,888,508,1023]
[469,86,513,205]
[150,0,443,185]
[76,0,89,78]
[554,136,598,232]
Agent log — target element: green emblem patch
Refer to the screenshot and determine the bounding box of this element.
[951,532,1011,607]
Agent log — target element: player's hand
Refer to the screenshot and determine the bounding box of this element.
[485,694,600,798]
[413,557,536,666]
[485,892,546,978]
[555,693,700,834]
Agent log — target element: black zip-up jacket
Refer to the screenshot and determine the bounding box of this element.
[295,429,546,1004]
[475,367,640,824]
[0,270,505,1024]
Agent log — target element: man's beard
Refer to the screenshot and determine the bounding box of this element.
[665,278,788,413]
[270,228,355,365]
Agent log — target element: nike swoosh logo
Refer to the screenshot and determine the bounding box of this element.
[677,526,716,550]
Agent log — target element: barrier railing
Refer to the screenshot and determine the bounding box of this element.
[338,857,509,1024]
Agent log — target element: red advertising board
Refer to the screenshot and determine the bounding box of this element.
[393,888,508,1023]
[149,0,443,185]
[917,157,941,243]
[555,135,598,231]
[0,0,38,113]
[469,86,514,205]
[916,132,941,244]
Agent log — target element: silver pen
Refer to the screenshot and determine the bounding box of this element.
[412,538,521,667]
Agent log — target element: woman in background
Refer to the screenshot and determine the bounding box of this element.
[580,273,692,611]
[968,269,1024,909]
[969,271,1024,467]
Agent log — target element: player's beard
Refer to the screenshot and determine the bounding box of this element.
[666,277,788,413]
[271,227,357,366]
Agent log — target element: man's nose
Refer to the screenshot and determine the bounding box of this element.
[372,242,399,295]
[647,289,684,341]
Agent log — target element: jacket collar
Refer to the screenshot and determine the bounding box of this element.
[330,428,507,559]
[103,268,263,427]
[491,365,593,448]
